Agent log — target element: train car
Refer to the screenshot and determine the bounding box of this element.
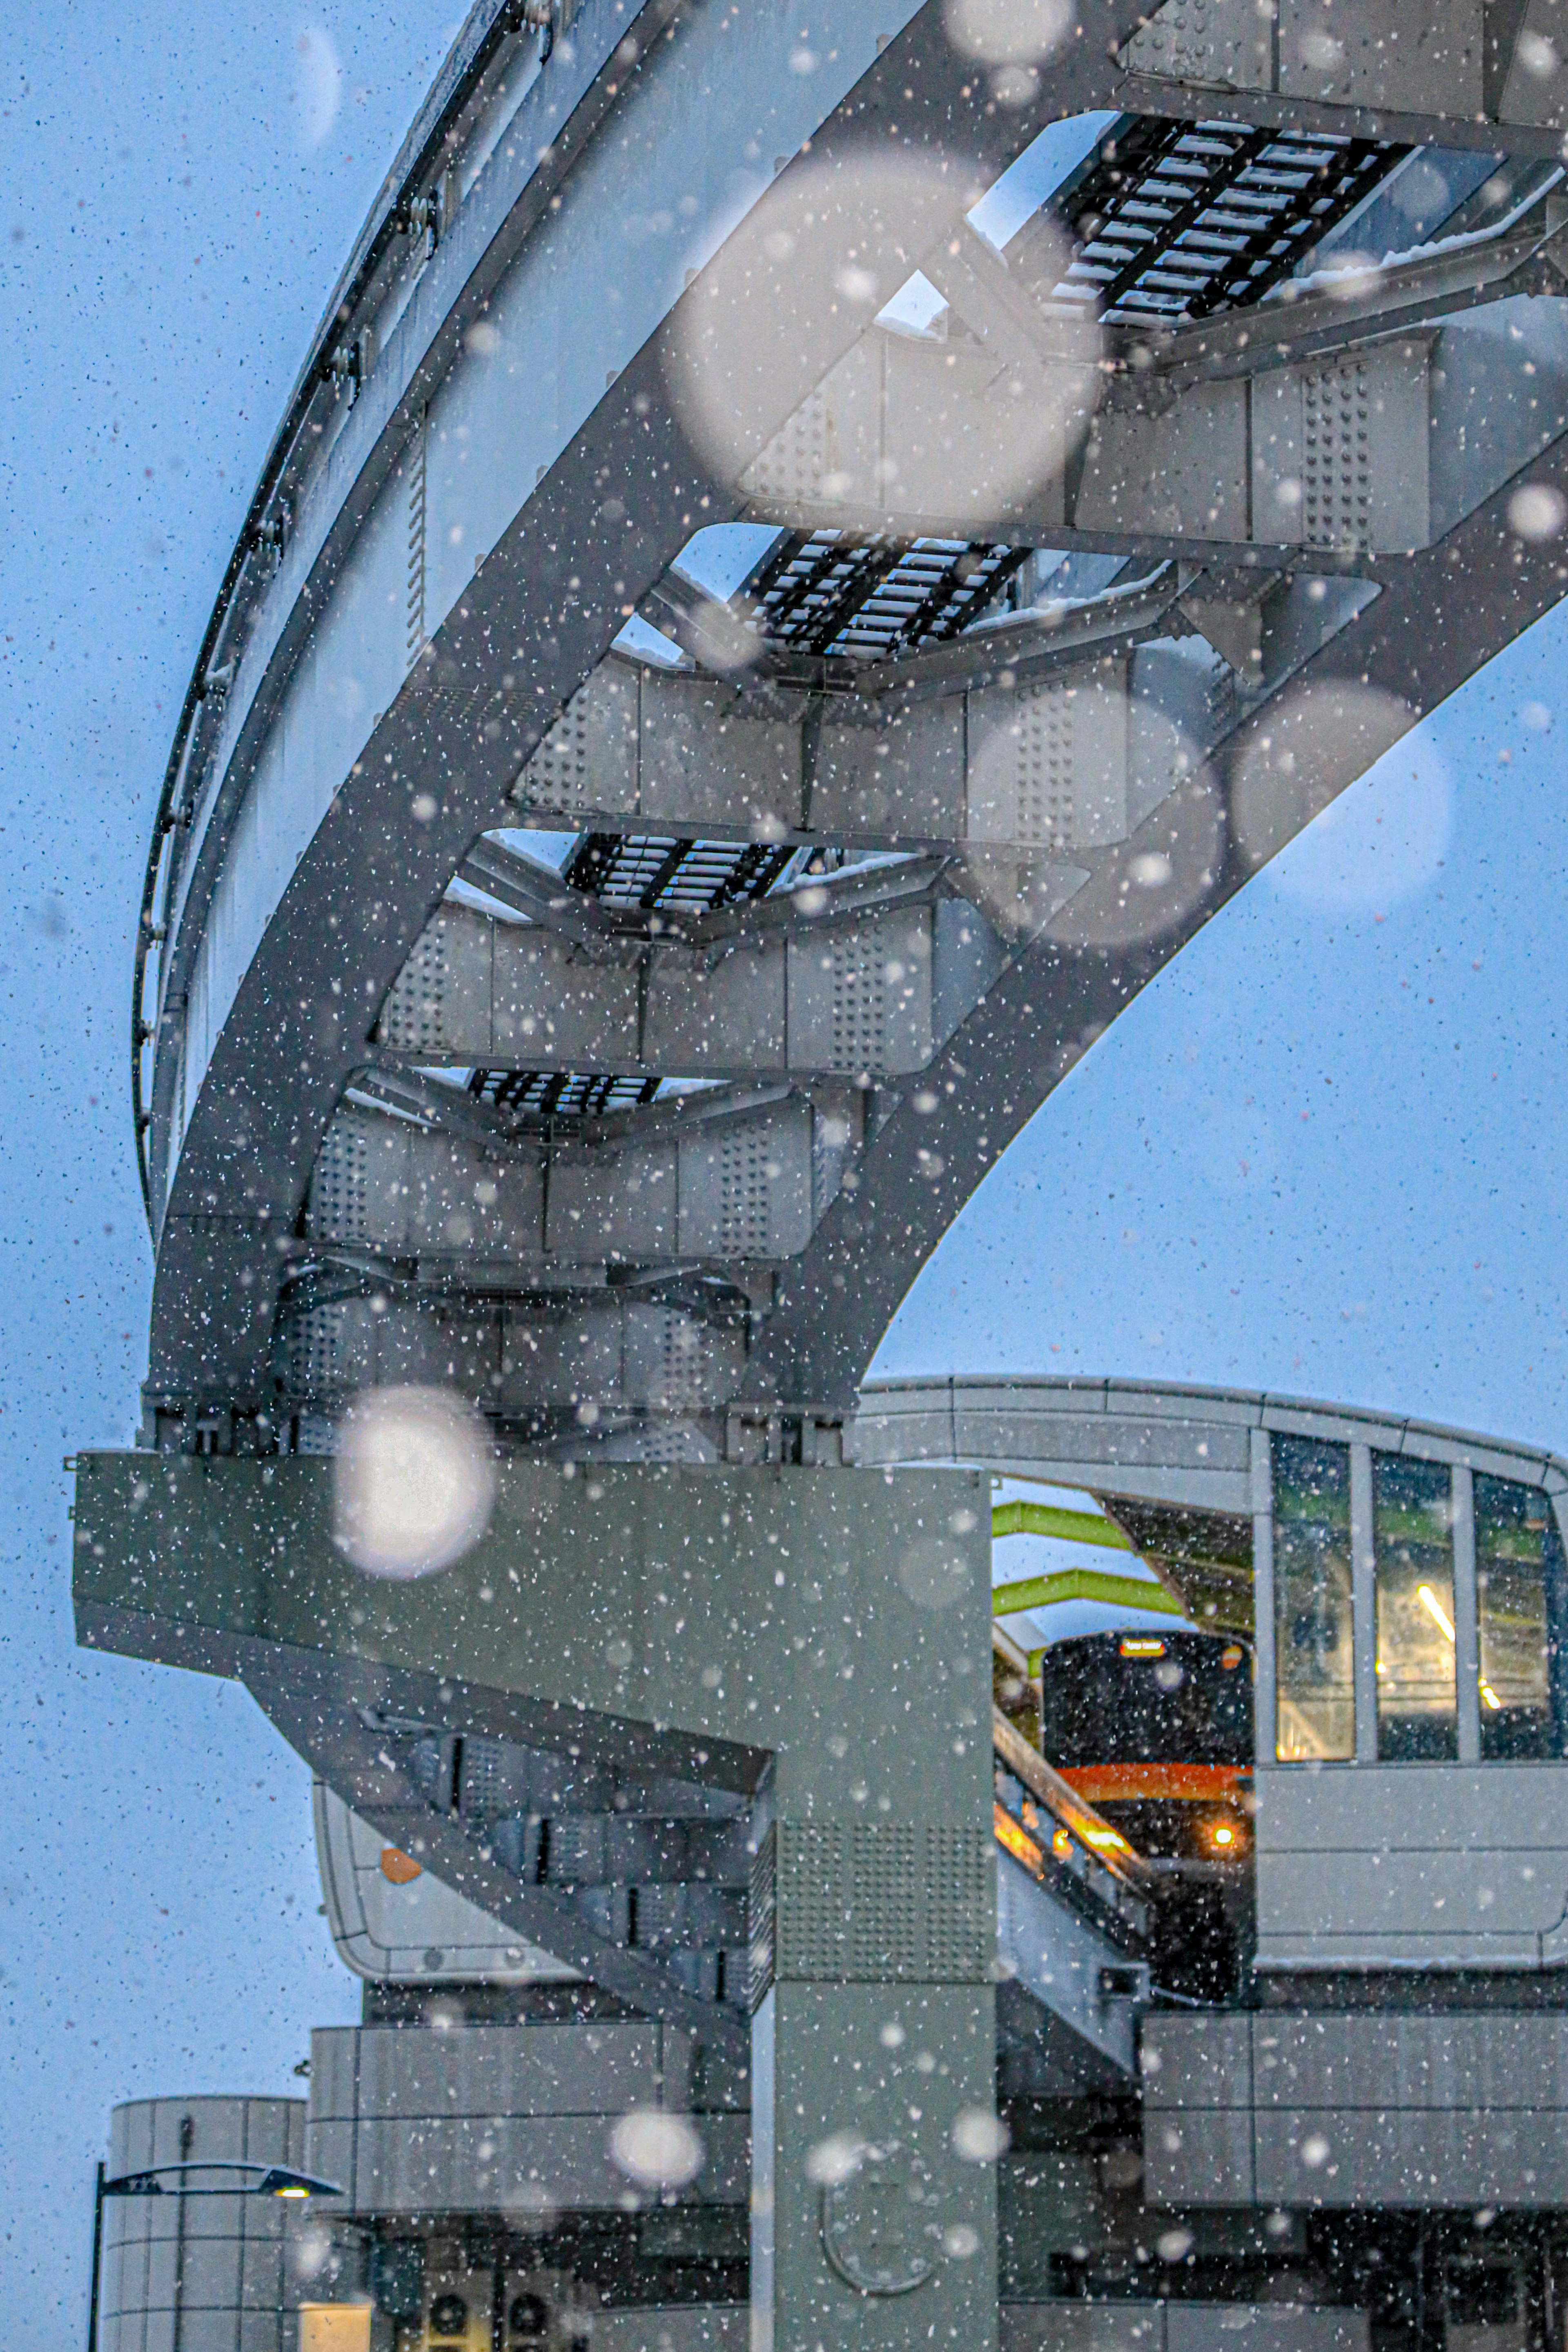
[1035,1628,1254,1866]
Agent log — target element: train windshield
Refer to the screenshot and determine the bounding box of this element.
[1038,1631,1253,1767]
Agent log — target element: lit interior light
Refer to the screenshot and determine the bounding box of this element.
[1212,1824,1236,1848]
[1480,1681,1503,1711]
[1083,1826,1130,1851]
[1417,1584,1456,1644]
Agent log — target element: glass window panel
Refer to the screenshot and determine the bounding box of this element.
[1372,1454,1457,1762]
[1272,1435,1354,1761]
[1475,1474,1568,1760]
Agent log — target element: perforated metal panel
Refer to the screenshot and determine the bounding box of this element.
[378,913,476,1057]
[1251,340,1431,555]
[677,1101,813,1261]
[459,1736,508,1819]
[827,929,889,1074]
[281,1302,348,1402]
[379,921,447,1056]
[717,1128,776,1256]
[278,1294,503,1407]
[514,665,638,814]
[657,1310,706,1414]
[624,1307,713,1413]
[742,379,835,508]
[1302,356,1375,548]
[312,1111,374,1244]
[785,913,934,1078]
[629,1420,719,1464]
[309,1105,546,1259]
[967,667,1130,850]
[1119,0,1273,91]
[762,1822,993,1983]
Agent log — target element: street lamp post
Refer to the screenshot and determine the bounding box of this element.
[86,2160,342,2352]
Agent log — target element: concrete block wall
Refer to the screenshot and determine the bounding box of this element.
[305,2022,748,2217]
[1143,2012,1568,2207]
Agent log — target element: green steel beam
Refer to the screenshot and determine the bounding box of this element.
[992,1566,1185,1619]
[991,1499,1134,1550]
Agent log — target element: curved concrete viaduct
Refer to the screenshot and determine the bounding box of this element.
[128,0,1568,1462]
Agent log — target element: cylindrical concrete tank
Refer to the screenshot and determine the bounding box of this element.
[104,2095,307,2352]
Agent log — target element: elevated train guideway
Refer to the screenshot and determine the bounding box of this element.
[80,3,1568,2350]
[132,0,1568,1461]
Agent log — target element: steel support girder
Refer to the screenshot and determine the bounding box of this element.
[511,637,1221,844]
[141,0,1568,1421]
[509,592,1372,852]
[146,0,1107,1223]
[1117,0,1568,140]
[308,1085,851,1270]
[744,479,1568,1414]
[146,2,1126,1410]
[277,1287,751,1427]
[738,280,1568,563]
[252,1652,753,2054]
[155,450,1568,1423]
[375,894,1002,1082]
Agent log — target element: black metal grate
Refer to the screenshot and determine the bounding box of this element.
[467,1069,659,1118]
[744,531,1029,663]
[1041,116,1407,330]
[563,832,794,913]
[465,831,792,1118]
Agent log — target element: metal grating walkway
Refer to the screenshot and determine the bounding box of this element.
[562,832,793,913]
[467,1069,660,1118]
[744,531,1029,664]
[1043,115,1407,329]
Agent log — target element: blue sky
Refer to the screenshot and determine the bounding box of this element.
[2,3,1568,2338]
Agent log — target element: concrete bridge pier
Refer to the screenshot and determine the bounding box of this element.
[72,1454,999,2352]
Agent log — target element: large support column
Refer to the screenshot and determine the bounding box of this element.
[753,1983,995,2352]
[72,1456,999,2352]
[746,1515,996,2352]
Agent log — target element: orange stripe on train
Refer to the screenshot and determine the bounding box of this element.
[1055,1764,1248,1803]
